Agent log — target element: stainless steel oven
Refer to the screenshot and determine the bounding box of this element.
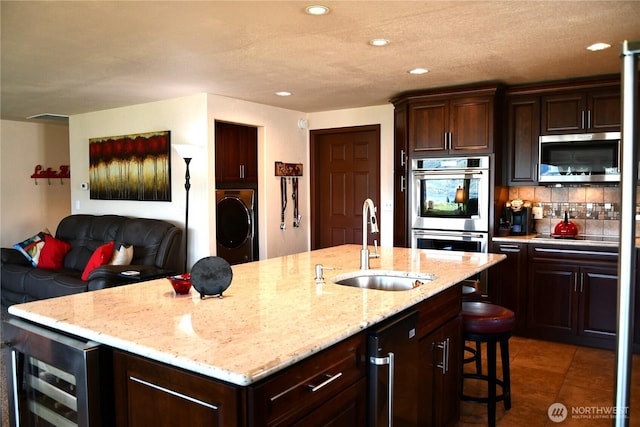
[410,156,490,233]
[412,229,487,253]
[410,155,491,294]
[412,229,488,293]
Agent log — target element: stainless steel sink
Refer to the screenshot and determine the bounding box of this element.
[332,271,437,291]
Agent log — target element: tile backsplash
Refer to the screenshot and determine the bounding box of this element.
[507,186,628,238]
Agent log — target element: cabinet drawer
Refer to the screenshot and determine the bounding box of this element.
[416,284,462,338]
[113,350,244,427]
[529,244,618,264]
[248,333,366,426]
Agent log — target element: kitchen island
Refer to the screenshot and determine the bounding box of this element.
[6,245,505,426]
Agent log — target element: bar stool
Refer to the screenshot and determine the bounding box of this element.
[461,302,515,427]
[461,285,486,375]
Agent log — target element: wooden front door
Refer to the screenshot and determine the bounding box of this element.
[310,125,381,249]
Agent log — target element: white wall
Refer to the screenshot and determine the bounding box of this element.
[68,93,310,266]
[307,104,395,247]
[69,94,210,269]
[0,120,71,246]
[208,96,309,258]
[33,94,392,268]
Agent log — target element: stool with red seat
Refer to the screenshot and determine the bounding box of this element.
[460,301,515,427]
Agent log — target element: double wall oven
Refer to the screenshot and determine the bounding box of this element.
[410,156,491,291]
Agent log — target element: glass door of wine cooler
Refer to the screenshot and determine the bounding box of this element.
[3,318,111,426]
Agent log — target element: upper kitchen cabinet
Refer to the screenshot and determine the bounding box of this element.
[541,81,621,135]
[505,94,540,185]
[215,121,258,185]
[392,84,503,157]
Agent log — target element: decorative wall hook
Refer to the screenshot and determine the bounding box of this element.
[31,165,70,185]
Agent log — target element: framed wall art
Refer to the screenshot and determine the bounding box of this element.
[89,130,171,201]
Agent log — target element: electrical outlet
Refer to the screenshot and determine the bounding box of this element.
[382,200,393,210]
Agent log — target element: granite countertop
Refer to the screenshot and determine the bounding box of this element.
[8,244,504,386]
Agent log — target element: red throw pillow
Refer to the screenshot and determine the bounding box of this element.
[81,241,115,281]
[38,235,71,270]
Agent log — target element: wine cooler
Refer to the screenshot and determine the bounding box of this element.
[4,318,112,426]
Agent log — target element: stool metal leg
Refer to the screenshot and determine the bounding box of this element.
[500,337,511,410]
[475,341,482,375]
[461,331,511,427]
[487,336,497,427]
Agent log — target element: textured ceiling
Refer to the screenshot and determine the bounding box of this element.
[2,1,640,121]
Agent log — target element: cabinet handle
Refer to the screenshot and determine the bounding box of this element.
[129,376,218,410]
[448,132,452,150]
[587,110,592,129]
[436,338,449,374]
[574,272,578,292]
[580,272,584,293]
[400,175,405,193]
[307,371,343,392]
[581,110,585,129]
[498,245,521,252]
[400,149,406,167]
[239,164,245,179]
[370,352,394,427]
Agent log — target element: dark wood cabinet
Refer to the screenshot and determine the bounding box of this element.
[505,95,540,185]
[215,121,258,184]
[393,102,409,247]
[113,350,245,427]
[392,84,501,157]
[391,84,501,246]
[409,94,495,155]
[488,241,528,334]
[109,282,467,427]
[418,316,462,427]
[528,262,579,339]
[527,244,618,349]
[248,333,367,426]
[541,87,620,135]
[289,378,367,427]
[580,265,619,340]
[415,284,462,427]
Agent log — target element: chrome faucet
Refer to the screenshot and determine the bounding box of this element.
[361,198,380,270]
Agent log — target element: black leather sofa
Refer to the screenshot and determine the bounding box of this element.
[1,214,182,308]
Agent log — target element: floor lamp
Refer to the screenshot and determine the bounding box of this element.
[173,144,198,273]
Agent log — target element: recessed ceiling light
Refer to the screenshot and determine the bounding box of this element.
[275,91,292,97]
[305,5,330,15]
[586,42,611,51]
[369,38,390,47]
[408,68,429,75]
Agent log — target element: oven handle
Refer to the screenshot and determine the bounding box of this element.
[411,169,487,176]
[412,230,486,240]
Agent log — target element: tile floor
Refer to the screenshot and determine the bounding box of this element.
[458,336,640,426]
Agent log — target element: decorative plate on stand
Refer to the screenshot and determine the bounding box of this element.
[190,256,233,299]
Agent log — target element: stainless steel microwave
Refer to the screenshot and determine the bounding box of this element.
[538,132,621,183]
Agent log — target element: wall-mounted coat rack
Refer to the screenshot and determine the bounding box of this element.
[31,165,70,185]
[275,162,303,229]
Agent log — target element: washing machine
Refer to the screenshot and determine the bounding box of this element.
[216,189,256,264]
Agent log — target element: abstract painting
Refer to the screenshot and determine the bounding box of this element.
[89,130,171,201]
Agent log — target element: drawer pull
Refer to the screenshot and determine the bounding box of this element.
[129,376,218,410]
[308,372,343,392]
